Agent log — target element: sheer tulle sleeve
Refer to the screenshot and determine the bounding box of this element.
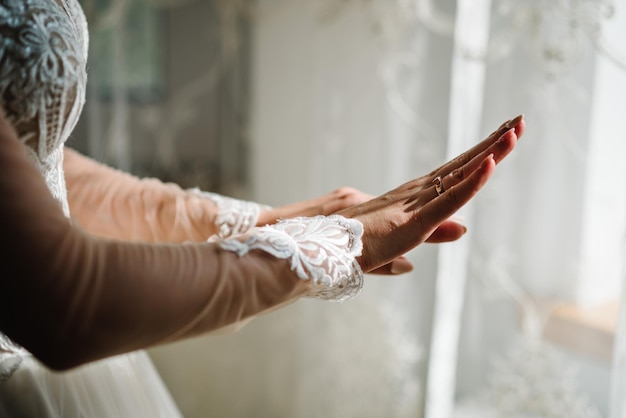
[1,129,363,371]
[64,148,268,243]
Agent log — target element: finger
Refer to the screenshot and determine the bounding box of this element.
[425,219,467,243]
[431,114,523,179]
[369,256,414,275]
[416,154,495,232]
[513,117,525,138]
[438,128,517,193]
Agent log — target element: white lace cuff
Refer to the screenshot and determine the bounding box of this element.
[218,215,365,302]
[189,189,270,239]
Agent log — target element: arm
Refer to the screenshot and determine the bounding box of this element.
[4,127,313,370]
[1,114,524,371]
[65,148,225,242]
[65,148,466,267]
[65,148,374,242]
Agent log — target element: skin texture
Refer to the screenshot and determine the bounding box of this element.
[0,112,524,370]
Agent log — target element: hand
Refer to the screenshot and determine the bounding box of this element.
[256,187,374,226]
[340,115,525,274]
[255,184,420,274]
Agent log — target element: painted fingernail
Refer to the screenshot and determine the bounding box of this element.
[497,127,515,142]
[506,114,524,128]
[390,259,413,275]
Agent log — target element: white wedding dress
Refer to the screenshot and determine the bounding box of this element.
[0,0,183,416]
[0,0,366,416]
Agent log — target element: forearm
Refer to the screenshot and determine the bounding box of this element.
[6,228,306,370]
[3,139,308,370]
[3,136,362,371]
[51,233,306,368]
[65,148,222,242]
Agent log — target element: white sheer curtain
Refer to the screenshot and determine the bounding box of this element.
[245,0,626,417]
[77,0,626,416]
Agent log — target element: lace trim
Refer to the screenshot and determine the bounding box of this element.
[189,189,270,239]
[0,334,28,382]
[219,215,365,302]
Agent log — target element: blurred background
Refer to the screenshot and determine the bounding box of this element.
[71,0,626,416]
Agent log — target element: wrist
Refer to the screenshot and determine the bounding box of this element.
[219,215,365,302]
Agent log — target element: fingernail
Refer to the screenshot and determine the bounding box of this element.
[506,114,524,128]
[497,128,514,142]
[390,260,413,275]
[461,225,468,234]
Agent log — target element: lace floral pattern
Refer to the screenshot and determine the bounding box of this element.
[219,215,365,302]
[190,189,270,239]
[0,0,87,215]
[0,0,88,380]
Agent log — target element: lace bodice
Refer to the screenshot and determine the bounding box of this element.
[0,0,88,214]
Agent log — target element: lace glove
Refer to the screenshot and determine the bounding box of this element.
[64,148,266,243]
[1,129,365,370]
[188,189,270,239]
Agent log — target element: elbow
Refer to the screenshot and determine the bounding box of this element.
[28,338,97,372]
[36,353,82,372]
[0,311,102,372]
[21,315,109,372]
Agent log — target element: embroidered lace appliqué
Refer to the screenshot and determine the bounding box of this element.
[190,189,270,239]
[219,215,365,302]
[0,0,88,380]
[0,0,88,214]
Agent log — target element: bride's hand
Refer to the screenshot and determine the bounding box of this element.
[340,115,525,274]
[256,187,374,226]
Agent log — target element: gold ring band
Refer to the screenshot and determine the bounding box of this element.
[433,176,445,196]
